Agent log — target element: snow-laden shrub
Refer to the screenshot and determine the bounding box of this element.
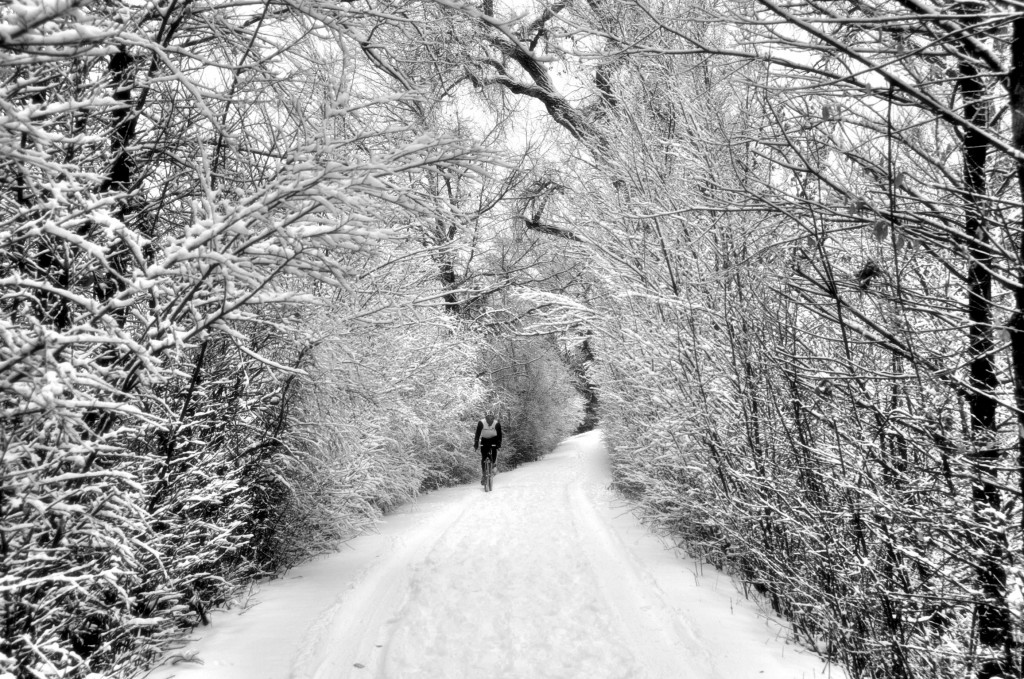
[593,265,1019,678]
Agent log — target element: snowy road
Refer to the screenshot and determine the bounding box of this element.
[149,432,840,679]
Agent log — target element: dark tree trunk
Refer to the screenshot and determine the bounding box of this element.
[961,58,1015,679]
[1008,15,1024,556]
[102,46,136,195]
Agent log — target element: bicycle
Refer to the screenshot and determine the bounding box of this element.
[483,457,494,492]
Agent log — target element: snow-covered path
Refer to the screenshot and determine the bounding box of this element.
[149,432,841,679]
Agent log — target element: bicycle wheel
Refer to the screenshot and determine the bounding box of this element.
[484,459,493,492]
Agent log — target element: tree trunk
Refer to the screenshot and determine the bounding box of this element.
[1009,14,1024,550]
[961,58,1015,679]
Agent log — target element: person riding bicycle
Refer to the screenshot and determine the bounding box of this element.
[474,411,502,485]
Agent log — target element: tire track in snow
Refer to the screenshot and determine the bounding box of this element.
[565,449,719,679]
[293,499,475,679]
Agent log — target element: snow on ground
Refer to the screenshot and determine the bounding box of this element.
[147,431,844,679]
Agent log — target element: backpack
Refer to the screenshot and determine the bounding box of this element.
[479,418,499,439]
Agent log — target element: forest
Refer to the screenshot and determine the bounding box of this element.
[3,0,1024,677]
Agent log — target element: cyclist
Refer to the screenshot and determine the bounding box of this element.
[474,411,502,485]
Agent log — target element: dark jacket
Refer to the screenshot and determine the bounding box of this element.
[474,418,503,449]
